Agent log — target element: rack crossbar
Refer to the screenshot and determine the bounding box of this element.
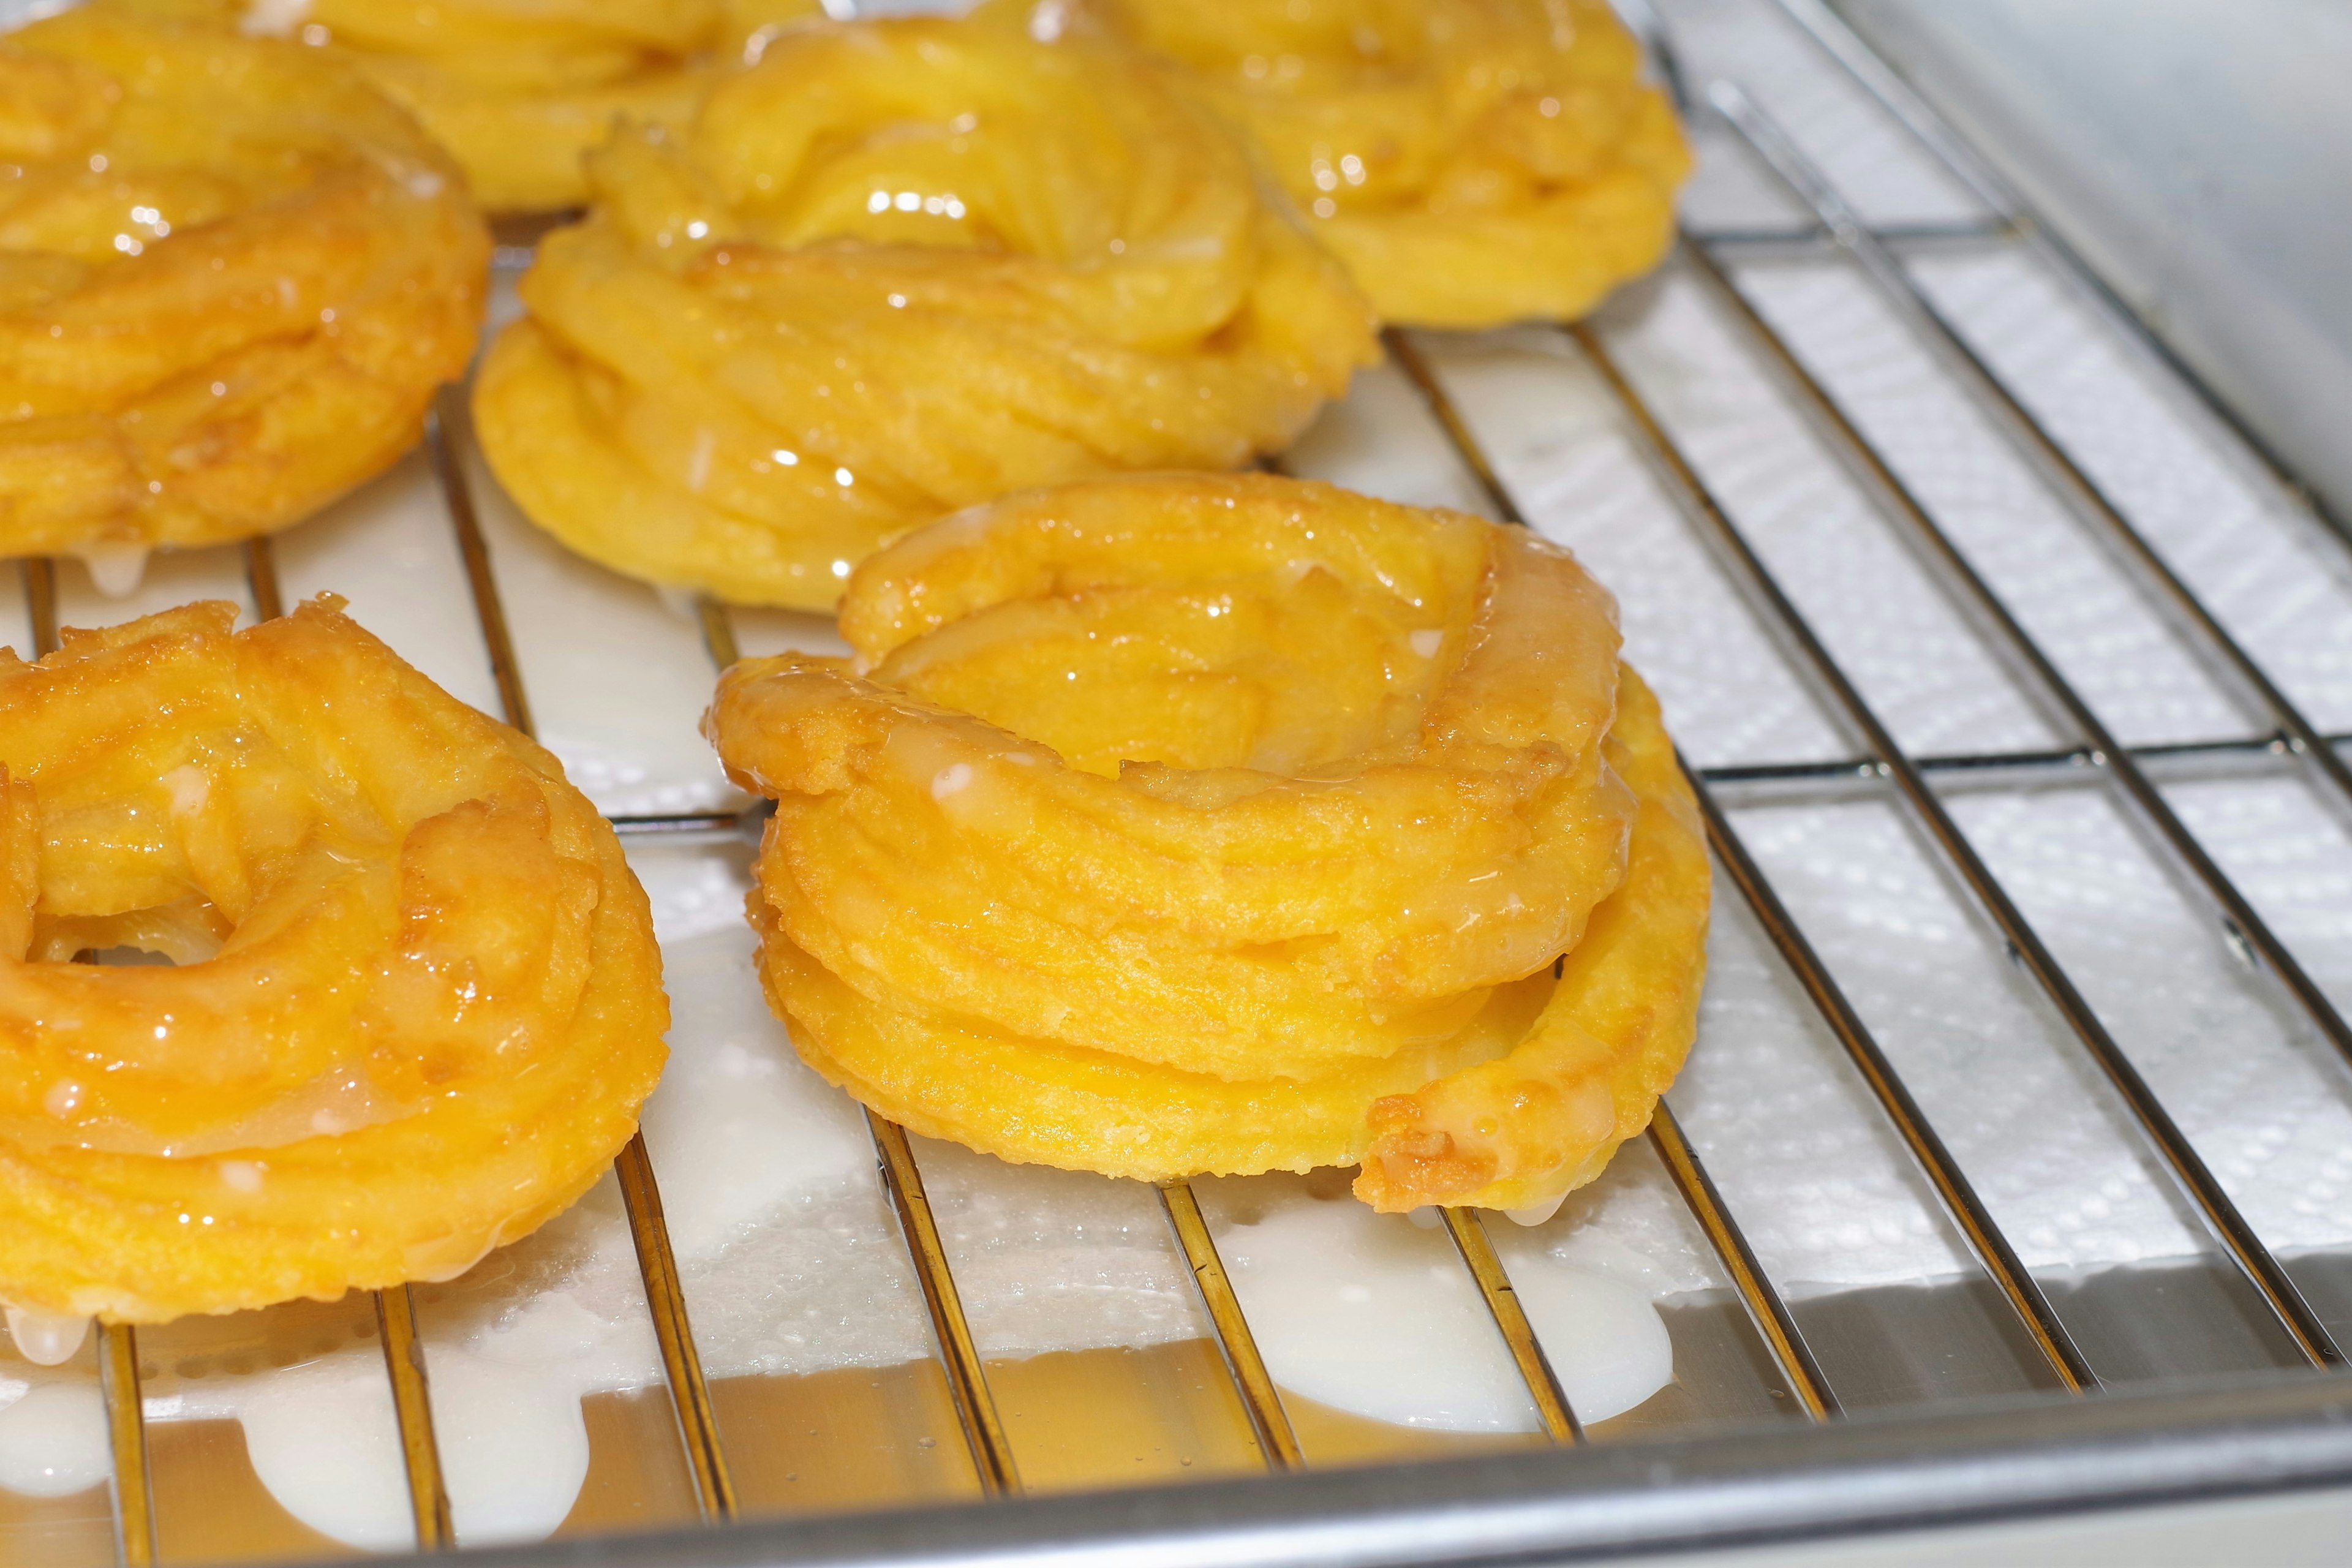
[1159,1181,1306,1471]
[432,391,739,1520]
[21,557,56,657]
[98,1322,155,1568]
[1569,318,2340,1368]
[1686,755,2095,1392]
[1676,225,2352,1085]
[867,1114,1023,1496]
[1441,1208,1586,1443]
[1766,0,2351,541]
[696,596,1017,1499]
[377,1285,456,1548]
[1646,1104,1839,1420]
[1384,326,1839,1418]
[1708,80,2352,832]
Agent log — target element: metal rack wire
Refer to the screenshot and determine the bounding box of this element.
[11,0,2352,1559]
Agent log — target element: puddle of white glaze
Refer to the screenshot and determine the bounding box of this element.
[0,1382,111,1499]
[1201,1178,1676,1430]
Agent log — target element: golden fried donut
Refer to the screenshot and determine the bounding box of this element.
[0,6,488,564]
[1048,0,1691,328]
[472,15,1379,610]
[0,600,666,1323]
[127,0,827,213]
[717,475,1634,1076]
[710,474,1709,1213]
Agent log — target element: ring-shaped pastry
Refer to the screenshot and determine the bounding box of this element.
[710,474,1708,1212]
[473,15,1378,609]
[0,600,666,1323]
[753,671,1703,1212]
[130,0,827,213]
[1054,0,1691,328]
[0,7,489,565]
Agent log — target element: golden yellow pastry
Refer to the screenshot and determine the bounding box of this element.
[0,600,666,1323]
[1049,0,1691,328]
[0,7,488,565]
[709,474,1709,1213]
[124,0,827,213]
[473,13,1379,611]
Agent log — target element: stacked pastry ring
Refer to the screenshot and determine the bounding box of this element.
[0,600,666,1322]
[0,6,488,563]
[710,474,1709,1213]
[130,0,828,213]
[473,12,1379,609]
[1059,0,1691,328]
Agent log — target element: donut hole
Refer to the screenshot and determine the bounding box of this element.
[871,565,1467,778]
[31,897,231,967]
[79,947,180,968]
[15,738,349,970]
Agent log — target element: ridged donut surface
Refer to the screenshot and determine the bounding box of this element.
[0,6,488,559]
[125,0,829,213]
[0,600,666,1323]
[710,473,1708,1213]
[473,14,1379,609]
[1058,0,1691,328]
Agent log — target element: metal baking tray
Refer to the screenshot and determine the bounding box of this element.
[7,0,2352,1562]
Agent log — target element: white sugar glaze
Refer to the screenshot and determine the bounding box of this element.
[4,1308,89,1367]
[467,447,742,816]
[0,842,1701,1539]
[0,1381,110,1498]
[1205,1187,1673,1428]
[71,542,149,599]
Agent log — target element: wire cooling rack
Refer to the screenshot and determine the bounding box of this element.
[9,0,2352,1561]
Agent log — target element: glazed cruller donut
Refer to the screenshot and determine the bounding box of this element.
[1060,0,1691,328]
[0,600,666,1325]
[473,12,1378,609]
[131,0,829,214]
[0,6,488,570]
[710,474,1711,1215]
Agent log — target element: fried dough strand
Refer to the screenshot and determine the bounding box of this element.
[0,7,488,559]
[0,600,666,1323]
[473,15,1378,609]
[1356,670,1708,1212]
[1043,0,1690,327]
[710,474,1707,1212]
[119,0,827,212]
[747,669,1702,1213]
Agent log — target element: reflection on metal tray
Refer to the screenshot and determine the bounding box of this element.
[7,0,2352,1562]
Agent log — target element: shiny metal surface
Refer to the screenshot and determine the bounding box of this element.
[1158,1182,1304,1472]
[1380,320,1844,1423]
[1440,1208,1586,1446]
[614,1134,738,1520]
[278,1375,2352,1567]
[1673,221,2352,1087]
[431,386,536,743]
[96,1325,152,1568]
[1681,772,2091,1392]
[1817,0,2352,529]
[21,556,55,657]
[1643,1106,1838,1423]
[375,1287,453,1551]
[10,0,2352,1560]
[1568,315,2342,1370]
[431,397,739,1527]
[241,537,284,624]
[865,1114,1023,1497]
[1704,77,2352,845]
